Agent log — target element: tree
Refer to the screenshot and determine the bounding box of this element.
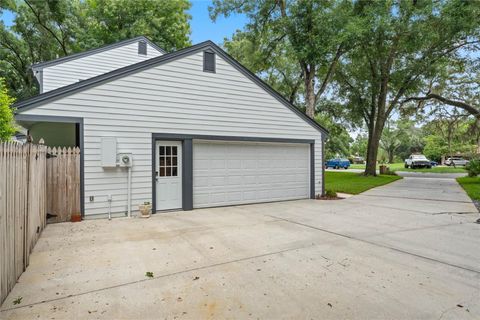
[402,64,480,119]
[78,0,192,52]
[0,0,192,99]
[380,121,400,164]
[421,106,476,160]
[336,0,480,175]
[351,134,368,159]
[315,113,352,159]
[0,78,15,141]
[223,30,304,105]
[210,0,355,118]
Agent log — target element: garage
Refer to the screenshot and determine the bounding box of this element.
[193,140,311,208]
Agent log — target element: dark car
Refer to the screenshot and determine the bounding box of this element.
[325,158,350,169]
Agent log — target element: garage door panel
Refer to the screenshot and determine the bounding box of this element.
[193,141,310,208]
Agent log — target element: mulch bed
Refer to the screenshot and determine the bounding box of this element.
[316,196,344,200]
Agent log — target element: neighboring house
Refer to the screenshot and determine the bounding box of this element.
[14,36,328,219]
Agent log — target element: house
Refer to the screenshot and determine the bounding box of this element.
[14,36,328,219]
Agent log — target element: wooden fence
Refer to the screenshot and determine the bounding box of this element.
[0,142,47,305]
[46,147,81,223]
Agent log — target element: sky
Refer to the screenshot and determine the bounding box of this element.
[0,1,247,45]
[189,0,247,44]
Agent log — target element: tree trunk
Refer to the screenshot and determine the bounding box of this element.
[365,131,380,176]
[304,65,316,119]
[388,150,394,164]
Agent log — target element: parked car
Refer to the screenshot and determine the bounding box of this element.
[445,157,469,166]
[325,158,350,169]
[404,154,432,169]
[430,161,438,167]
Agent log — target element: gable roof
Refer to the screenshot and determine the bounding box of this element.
[31,36,166,71]
[16,40,328,136]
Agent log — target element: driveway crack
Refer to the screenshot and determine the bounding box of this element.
[268,215,480,275]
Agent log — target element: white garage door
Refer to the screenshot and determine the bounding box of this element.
[193,141,310,208]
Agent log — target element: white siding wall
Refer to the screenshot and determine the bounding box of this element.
[23,51,324,216]
[42,42,162,92]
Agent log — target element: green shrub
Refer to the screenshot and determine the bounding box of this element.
[325,189,337,198]
[466,159,480,177]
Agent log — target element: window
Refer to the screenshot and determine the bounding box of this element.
[138,41,147,55]
[203,51,215,73]
[159,146,178,177]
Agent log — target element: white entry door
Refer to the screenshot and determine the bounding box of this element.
[156,141,182,210]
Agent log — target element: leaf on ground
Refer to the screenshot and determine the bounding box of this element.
[145,272,154,278]
[13,297,22,305]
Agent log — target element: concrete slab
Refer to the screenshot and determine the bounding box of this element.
[1,176,479,319]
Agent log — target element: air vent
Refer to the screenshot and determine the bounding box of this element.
[203,51,215,73]
[138,41,147,55]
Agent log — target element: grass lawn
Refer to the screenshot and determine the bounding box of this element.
[325,171,402,195]
[456,176,480,201]
[349,162,467,173]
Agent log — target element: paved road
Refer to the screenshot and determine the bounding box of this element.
[1,176,479,319]
[326,167,468,178]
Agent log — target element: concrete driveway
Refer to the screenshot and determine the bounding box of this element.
[1,176,479,319]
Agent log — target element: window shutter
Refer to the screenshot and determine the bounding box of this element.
[138,41,147,55]
[203,51,215,73]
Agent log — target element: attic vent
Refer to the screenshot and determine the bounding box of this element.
[203,51,215,73]
[138,41,147,55]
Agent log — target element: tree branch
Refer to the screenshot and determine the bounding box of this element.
[314,43,344,103]
[403,93,480,118]
[23,0,68,55]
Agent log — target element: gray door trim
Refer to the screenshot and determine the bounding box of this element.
[15,114,85,217]
[151,133,316,212]
[321,136,326,196]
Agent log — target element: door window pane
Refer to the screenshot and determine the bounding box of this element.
[158,145,179,178]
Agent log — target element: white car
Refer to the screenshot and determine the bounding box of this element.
[405,154,432,169]
[445,157,469,166]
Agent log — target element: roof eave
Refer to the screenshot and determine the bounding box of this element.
[31,36,166,70]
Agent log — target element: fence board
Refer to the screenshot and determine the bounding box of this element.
[46,147,81,223]
[0,142,47,305]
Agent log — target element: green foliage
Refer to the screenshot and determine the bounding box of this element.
[466,159,480,177]
[0,0,192,99]
[12,296,22,305]
[211,0,357,117]
[350,134,368,159]
[457,176,480,201]
[79,0,191,52]
[325,171,401,195]
[324,189,337,198]
[315,113,352,159]
[422,135,448,162]
[0,78,15,141]
[145,271,154,278]
[335,0,480,175]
